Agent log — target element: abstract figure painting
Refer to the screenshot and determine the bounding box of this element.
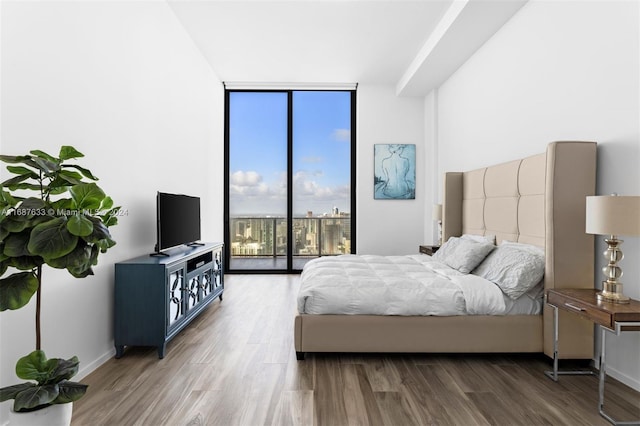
[374,144,416,199]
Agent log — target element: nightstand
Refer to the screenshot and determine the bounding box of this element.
[545,289,640,425]
[419,245,440,256]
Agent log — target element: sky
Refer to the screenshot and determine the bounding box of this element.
[229,91,352,216]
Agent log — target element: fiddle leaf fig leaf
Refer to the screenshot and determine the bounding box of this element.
[46,243,91,273]
[100,196,114,211]
[0,272,39,311]
[47,182,73,195]
[58,146,84,161]
[32,157,60,174]
[5,183,41,191]
[67,215,93,237]
[4,232,32,257]
[0,190,18,207]
[15,350,51,382]
[26,214,55,229]
[90,244,99,266]
[2,215,29,233]
[70,183,105,210]
[0,174,31,188]
[103,215,118,227]
[8,256,44,271]
[57,170,84,185]
[53,381,87,404]
[13,384,59,411]
[96,239,115,253]
[61,164,97,181]
[47,356,80,384]
[0,155,32,164]
[0,383,32,402]
[29,150,57,162]
[19,198,47,211]
[52,198,74,211]
[27,217,78,259]
[68,266,94,278]
[6,166,38,178]
[84,216,116,251]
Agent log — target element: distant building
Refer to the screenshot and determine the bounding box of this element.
[230,212,350,257]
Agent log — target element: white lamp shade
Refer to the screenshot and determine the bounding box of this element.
[585,195,640,236]
[432,204,442,221]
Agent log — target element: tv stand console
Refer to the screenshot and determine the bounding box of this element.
[114,242,224,358]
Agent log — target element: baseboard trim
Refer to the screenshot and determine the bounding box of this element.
[593,356,640,392]
[607,364,640,392]
[76,347,116,382]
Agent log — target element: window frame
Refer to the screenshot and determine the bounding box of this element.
[223,89,356,274]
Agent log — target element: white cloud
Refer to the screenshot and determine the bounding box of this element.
[229,171,270,197]
[293,171,348,201]
[230,170,262,186]
[331,128,351,142]
[230,169,350,214]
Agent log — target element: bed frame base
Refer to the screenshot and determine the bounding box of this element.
[295,314,543,357]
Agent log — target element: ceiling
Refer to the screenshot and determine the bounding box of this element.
[168,0,528,96]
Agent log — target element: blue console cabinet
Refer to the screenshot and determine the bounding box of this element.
[114,242,223,358]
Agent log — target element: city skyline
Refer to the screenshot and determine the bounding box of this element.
[229,215,351,257]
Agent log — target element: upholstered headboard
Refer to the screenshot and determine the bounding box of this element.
[443,153,546,246]
[442,141,597,358]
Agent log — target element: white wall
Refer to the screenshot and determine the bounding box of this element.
[432,0,639,390]
[357,85,425,255]
[0,1,223,421]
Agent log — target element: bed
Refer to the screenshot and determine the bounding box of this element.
[294,141,597,360]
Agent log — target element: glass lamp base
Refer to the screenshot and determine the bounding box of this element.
[597,282,630,304]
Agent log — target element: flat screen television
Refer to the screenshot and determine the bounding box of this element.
[155,192,201,253]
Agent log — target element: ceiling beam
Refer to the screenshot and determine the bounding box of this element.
[396,0,528,97]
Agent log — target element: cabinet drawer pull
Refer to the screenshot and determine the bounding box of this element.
[564,302,585,312]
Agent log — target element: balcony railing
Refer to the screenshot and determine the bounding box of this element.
[230,216,351,258]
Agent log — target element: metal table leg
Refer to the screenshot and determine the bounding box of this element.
[598,325,640,426]
[545,306,640,425]
[544,304,596,381]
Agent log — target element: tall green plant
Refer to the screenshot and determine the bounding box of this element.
[0,146,118,412]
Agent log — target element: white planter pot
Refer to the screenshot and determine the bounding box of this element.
[9,403,72,426]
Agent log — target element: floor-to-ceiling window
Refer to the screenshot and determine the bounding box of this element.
[224,89,356,273]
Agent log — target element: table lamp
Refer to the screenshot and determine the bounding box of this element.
[433,204,443,245]
[585,194,640,304]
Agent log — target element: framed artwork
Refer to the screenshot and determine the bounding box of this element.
[374,144,416,200]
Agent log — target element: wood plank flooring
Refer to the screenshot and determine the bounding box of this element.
[72,275,640,425]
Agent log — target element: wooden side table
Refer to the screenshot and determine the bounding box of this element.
[545,289,640,425]
[419,245,440,256]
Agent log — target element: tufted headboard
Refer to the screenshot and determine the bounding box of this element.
[442,141,597,358]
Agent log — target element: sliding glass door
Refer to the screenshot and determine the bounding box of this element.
[225,89,355,273]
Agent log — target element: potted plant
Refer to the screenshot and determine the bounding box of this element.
[0,146,118,424]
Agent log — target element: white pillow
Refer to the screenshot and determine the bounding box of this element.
[472,242,545,300]
[432,237,495,274]
[461,234,497,245]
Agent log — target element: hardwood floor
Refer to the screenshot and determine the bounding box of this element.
[72,275,640,426]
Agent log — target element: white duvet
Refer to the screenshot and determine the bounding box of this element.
[297,254,540,316]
